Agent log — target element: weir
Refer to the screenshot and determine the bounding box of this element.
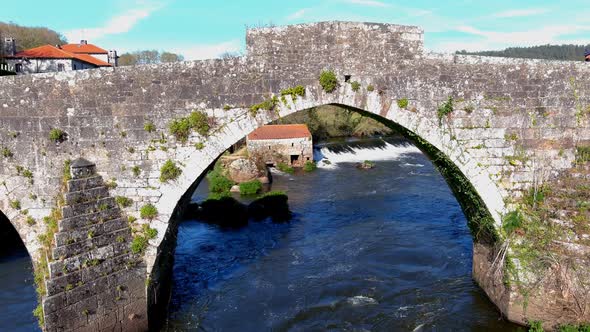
[0,21,589,330]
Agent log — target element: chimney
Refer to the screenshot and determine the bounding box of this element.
[108,50,118,67]
[80,40,87,45]
[4,38,16,56]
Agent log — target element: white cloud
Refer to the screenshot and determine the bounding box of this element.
[344,0,391,8]
[65,4,162,42]
[170,40,242,61]
[434,24,590,52]
[287,9,307,21]
[493,8,549,18]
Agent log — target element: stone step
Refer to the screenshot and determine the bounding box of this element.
[47,241,131,284]
[53,225,131,261]
[61,197,117,220]
[59,207,121,232]
[66,175,104,193]
[64,186,109,206]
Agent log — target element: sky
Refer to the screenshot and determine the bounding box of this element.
[1,0,589,60]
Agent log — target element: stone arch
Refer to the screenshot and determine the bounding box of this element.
[146,85,508,327]
[0,200,41,260]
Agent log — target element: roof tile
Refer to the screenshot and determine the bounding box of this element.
[247,124,312,140]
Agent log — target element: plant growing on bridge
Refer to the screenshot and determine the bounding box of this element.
[131,166,141,177]
[397,98,409,109]
[250,95,279,116]
[576,146,590,164]
[239,180,262,196]
[140,203,158,220]
[1,146,13,158]
[49,128,66,143]
[169,110,211,142]
[115,196,133,208]
[366,84,375,92]
[144,121,156,133]
[350,81,361,92]
[281,85,306,102]
[437,97,454,124]
[319,70,338,93]
[142,224,158,239]
[195,142,205,150]
[159,159,182,182]
[10,200,21,210]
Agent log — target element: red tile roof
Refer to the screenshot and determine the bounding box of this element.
[248,124,312,140]
[8,45,111,67]
[60,43,108,54]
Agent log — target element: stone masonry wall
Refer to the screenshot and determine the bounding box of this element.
[0,21,589,329]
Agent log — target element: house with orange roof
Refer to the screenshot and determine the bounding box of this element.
[247,124,313,167]
[2,38,118,75]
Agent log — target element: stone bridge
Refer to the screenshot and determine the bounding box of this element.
[1,21,590,331]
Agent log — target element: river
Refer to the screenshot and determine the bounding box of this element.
[163,137,521,331]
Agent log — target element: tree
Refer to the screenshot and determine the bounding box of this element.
[118,50,184,66]
[0,21,66,52]
[456,44,590,61]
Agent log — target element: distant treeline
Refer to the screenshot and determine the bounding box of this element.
[0,21,66,55]
[456,44,590,61]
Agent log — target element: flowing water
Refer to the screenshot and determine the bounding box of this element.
[164,137,521,331]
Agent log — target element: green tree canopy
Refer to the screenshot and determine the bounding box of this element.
[456,44,590,61]
[118,50,185,66]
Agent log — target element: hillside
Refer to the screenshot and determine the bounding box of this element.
[456,44,590,61]
[0,21,67,53]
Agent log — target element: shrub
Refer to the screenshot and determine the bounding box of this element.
[350,81,361,92]
[367,84,375,92]
[207,165,234,194]
[142,224,158,239]
[303,161,317,172]
[277,162,294,174]
[188,111,210,136]
[159,160,182,182]
[131,236,148,254]
[169,118,192,142]
[239,180,262,196]
[140,204,158,220]
[144,121,156,133]
[319,70,338,93]
[397,98,409,109]
[33,304,44,327]
[49,128,66,142]
[115,196,133,208]
[250,96,279,116]
[280,85,306,101]
[169,111,210,142]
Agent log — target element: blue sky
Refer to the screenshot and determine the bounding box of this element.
[2,0,589,60]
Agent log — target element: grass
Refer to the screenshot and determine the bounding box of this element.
[115,196,133,208]
[140,204,158,220]
[250,95,278,116]
[195,142,205,150]
[1,147,12,158]
[397,98,409,109]
[169,110,210,142]
[131,236,148,254]
[159,160,182,182]
[319,70,338,93]
[277,162,294,174]
[303,161,317,172]
[49,128,66,143]
[239,180,262,196]
[576,146,590,164]
[281,85,306,102]
[144,121,156,133]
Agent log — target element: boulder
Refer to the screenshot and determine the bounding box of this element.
[228,158,261,183]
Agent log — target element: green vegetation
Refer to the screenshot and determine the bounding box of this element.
[0,22,66,53]
[105,178,117,189]
[239,180,262,196]
[131,235,148,254]
[576,146,590,164]
[277,162,294,174]
[140,204,158,220]
[1,147,12,158]
[33,304,44,327]
[528,320,544,332]
[49,128,66,142]
[250,95,279,116]
[223,105,231,111]
[456,44,590,61]
[195,142,205,150]
[437,97,454,124]
[281,85,306,102]
[142,224,158,239]
[144,121,156,133]
[303,161,317,172]
[366,84,375,92]
[207,164,234,194]
[350,81,361,92]
[131,166,141,177]
[26,216,36,226]
[118,50,184,66]
[115,196,133,208]
[319,70,338,93]
[397,98,409,109]
[505,133,519,141]
[169,110,210,142]
[9,200,21,210]
[159,159,182,182]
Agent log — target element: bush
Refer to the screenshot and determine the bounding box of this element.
[207,165,234,194]
[250,96,279,116]
[159,160,182,182]
[49,128,66,143]
[140,204,158,220]
[350,81,361,92]
[131,236,148,254]
[437,97,454,123]
[397,98,409,109]
[277,162,294,174]
[169,118,192,142]
[142,224,158,239]
[319,70,338,93]
[303,161,317,172]
[188,111,210,136]
[239,180,262,196]
[280,86,306,101]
